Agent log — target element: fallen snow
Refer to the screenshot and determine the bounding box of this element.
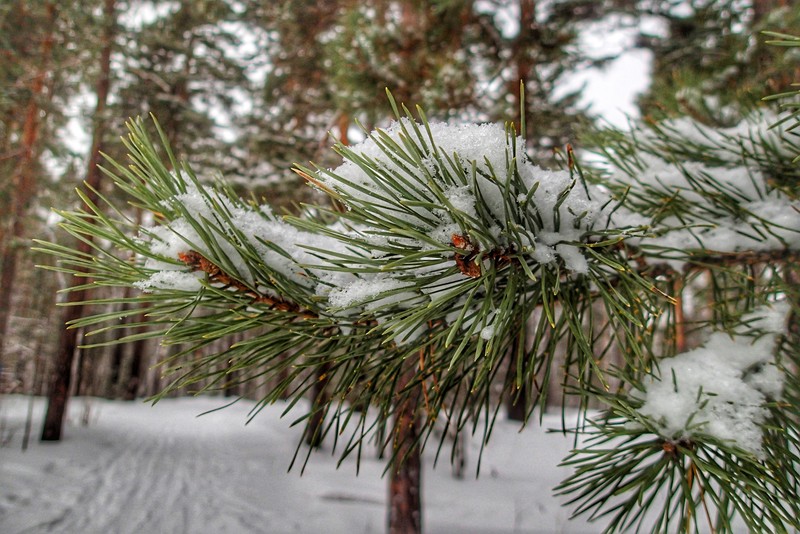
[0,396,598,534]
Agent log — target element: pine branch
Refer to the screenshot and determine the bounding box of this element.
[177,249,316,317]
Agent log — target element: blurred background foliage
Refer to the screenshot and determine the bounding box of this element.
[1,0,796,404]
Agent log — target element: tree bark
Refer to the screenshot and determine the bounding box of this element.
[506,320,531,421]
[0,2,57,363]
[304,360,332,447]
[42,0,115,441]
[122,335,146,400]
[512,0,536,132]
[388,358,422,534]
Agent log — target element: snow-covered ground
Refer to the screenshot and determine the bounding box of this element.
[0,396,596,534]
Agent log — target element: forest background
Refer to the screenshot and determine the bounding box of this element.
[1,0,796,412]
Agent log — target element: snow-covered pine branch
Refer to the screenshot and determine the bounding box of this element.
[598,111,800,270]
[35,100,800,533]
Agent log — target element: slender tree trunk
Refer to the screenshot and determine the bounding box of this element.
[123,335,146,400]
[71,330,85,396]
[388,358,422,534]
[305,360,332,447]
[42,0,115,440]
[0,3,57,363]
[753,0,787,22]
[512,0,536,131]
[506,317,531,421]
[109,338,124,398]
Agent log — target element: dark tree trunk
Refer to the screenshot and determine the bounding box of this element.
[506,359,528,422]
[304,360,332,448]
[71,331,85,396]
[109,339,124,398]
[512,0,536,132]
[388,358,422,534]
[753,0,787,22]
[42,0,115,441]
[0,3,57,363]
[123,335,146,400]
[506,321,531,422]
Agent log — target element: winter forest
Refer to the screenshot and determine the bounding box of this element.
[3,1,800,533]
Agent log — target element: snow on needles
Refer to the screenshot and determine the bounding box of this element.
[132,120,616,344]
[637,301,790,458]
[609,112,800,269]
[134,181,357,297]
[320,120,609,297]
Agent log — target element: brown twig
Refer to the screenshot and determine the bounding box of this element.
[177,250,317,318]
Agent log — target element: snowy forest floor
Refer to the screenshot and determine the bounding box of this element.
[0,395,597,534]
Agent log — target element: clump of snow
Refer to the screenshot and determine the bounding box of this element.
[321,120,610,279]
[608,112,800,270]
[480,323,496,340]
[328,277,414,309]
[135,183,357,296]
[637,302,790,458]
[133,270,203,292]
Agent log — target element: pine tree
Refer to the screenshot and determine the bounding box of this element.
[0,0,68,387]
[35,26,800,534]
[113,0,249,177]
[239,0,626,213]
[636,0,800,124]
[41,0,117,442]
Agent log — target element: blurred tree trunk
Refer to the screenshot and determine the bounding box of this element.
[506,322,530,421]
[388,358,422,534]
[753,0,787,21]
[108,324,125,398]
[0,2,56,363]
[512,0,535,131]
[42,0,115,440]
[304,360,332,447]
[122,335,146,400]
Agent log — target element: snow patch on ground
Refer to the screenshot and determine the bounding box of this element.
[0,396,597,534]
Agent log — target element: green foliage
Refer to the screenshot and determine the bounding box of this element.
[33,20,800,531]
[36,99,659,464]
[38,86,800,529]
[113,0,249,177]
[637,1,800,125]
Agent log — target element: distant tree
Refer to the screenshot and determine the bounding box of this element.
[0,1,58,370]
[240,0,626,209]
[636,0,800,123]
[114,0,249,176]
[41,0,117,441]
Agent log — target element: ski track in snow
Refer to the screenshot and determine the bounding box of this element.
[1,396,592,534]
[38,432,267,534]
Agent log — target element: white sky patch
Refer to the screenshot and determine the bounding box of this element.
[117,0,179,30]
[559,49,653,128]
[557,15,665,129]
[41,91,96,180]
[475,0,519,38]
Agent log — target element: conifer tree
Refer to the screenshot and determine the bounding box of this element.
[35,25,800,534]
[636,0,800,123]
[0,0,71,380]
[41,0,117,442]
[113,0,249,178]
